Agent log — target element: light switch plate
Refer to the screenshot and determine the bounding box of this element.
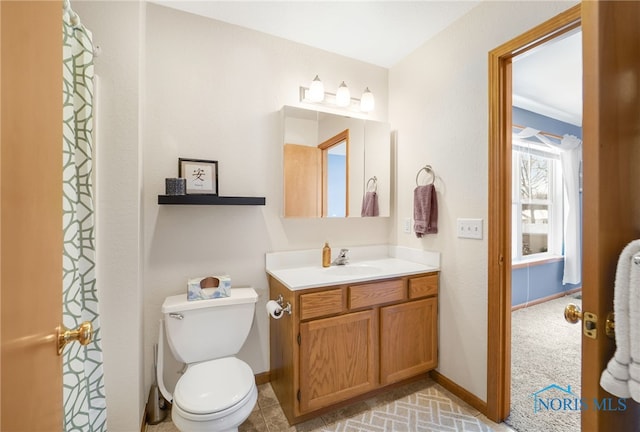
[457,218,483,239]
[403,218,412,234]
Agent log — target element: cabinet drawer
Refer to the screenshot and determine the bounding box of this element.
[300,289,344,320]
[349,280,405,309]
[408,274,438,299]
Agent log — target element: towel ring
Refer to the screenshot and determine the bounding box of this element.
[366,176,377,192]
[416,165,435,186]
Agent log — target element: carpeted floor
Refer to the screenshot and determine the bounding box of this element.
[506,294,582,432]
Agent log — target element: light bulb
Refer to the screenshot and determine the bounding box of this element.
[309,75,324,102]
[360,87,375,112]
[335,81,351,107]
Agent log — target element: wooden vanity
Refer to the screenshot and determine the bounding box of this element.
[268,271,439,424]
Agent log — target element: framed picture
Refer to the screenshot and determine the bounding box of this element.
[179,158,219,195]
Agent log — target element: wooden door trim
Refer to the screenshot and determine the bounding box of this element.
[486,4,581,422]
[318,129,350,217]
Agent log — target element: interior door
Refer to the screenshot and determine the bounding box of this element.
[283,143,321,217]
[488,1,640,428]
[1,1,64,430]
[581,0,640,429]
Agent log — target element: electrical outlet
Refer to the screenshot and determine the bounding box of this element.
[403,218,412,234]
[457,218,483,239]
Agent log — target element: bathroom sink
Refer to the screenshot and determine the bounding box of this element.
[323,264,381,276]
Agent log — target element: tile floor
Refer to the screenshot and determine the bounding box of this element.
[146,377,515,432]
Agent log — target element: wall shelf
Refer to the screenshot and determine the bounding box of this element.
[158,195,265,206]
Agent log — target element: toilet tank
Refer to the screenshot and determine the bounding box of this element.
[162,287,258,364]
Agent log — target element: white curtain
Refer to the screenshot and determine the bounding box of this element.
[63,4,107,431]
[516,127,582,285]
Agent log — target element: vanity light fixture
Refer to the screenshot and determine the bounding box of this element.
[335,81,351,107]
[308,75,325,102]
[299,77,375,114]
[360,87,375,113]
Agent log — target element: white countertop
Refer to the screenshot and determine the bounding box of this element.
[265,245,440,291]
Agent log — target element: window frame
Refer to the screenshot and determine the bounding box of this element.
[511,138,564,263]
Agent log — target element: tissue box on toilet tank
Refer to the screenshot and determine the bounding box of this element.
[187,275,231,301]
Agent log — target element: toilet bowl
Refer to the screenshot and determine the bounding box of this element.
[157,287,259,432]
[171,357,257,432]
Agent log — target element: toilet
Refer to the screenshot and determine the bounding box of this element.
[157,287,258,432]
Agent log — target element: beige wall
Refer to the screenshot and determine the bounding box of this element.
[73,1,145,431]
[389,0,578,401]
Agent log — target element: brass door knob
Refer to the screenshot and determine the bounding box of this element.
[564,303,598,339]
[57,321,93,355]
[564,303,582,324]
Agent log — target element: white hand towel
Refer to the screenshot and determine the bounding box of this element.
[628,251,640,401]
[600,240,640,400]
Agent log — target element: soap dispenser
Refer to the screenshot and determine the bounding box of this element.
[322,242,331,267]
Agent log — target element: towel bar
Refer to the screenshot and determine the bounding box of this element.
[416,165,435,186]
[366,176,377,192]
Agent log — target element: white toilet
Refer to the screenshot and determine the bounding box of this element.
[157,287,258,432]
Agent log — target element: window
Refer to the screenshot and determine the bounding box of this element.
[512,139,563,262]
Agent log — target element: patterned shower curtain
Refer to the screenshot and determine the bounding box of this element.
[63,7,107,432]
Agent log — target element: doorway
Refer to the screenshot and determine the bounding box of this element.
[507,27,583,432]
[487,2,640,429]
[486,3,582,423]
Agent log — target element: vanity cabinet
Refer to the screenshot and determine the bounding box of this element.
[299,310,377,413]
[380,297,437,385]
[268,271,439,424]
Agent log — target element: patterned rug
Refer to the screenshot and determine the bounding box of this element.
[318,383,494,432]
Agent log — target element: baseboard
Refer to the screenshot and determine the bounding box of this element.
[429,370,487,415]
[511,286,582,312]
[255,371,271,385]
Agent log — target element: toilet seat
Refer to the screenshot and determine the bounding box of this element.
[173,357,255,416]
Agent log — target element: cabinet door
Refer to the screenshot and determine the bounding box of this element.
[380,297,437,385]
[299,310,377,413]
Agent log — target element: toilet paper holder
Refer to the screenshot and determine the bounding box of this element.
[275,294,292,315]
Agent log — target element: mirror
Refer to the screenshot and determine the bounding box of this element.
[282,106,390,218]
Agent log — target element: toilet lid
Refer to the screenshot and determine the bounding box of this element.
[174,357,254,415]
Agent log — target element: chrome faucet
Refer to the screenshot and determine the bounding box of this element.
[332,249,350,266]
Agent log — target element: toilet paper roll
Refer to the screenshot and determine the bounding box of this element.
[266,300,284,319]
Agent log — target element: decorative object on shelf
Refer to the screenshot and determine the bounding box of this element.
[165,178,186,195]
[299,76,375,114]
[179,158,219,195]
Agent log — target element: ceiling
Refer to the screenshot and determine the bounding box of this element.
[150,1,582,127]
[512,29,582,126]
[151,0,481,68]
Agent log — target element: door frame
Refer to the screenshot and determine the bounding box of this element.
[488,2,640,428]
[486,4,581,422]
